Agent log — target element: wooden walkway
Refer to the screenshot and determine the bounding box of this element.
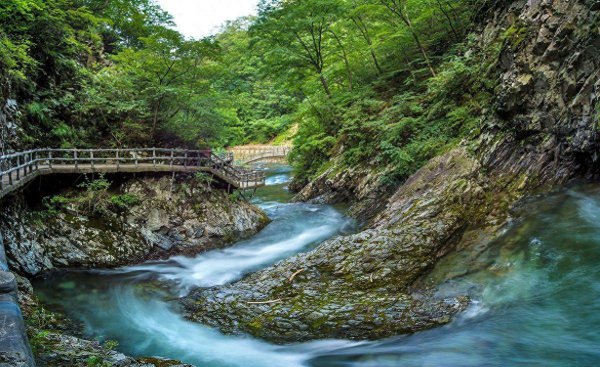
[0,148,266,199]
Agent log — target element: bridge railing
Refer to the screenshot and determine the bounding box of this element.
[0,149,40,189]
[210,152,266,183]
[228,145,292,164]
[0,148,257,192]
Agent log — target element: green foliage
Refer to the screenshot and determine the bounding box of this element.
[236,0,486,182]
[2,0,496,189]
[26,306,56,331]
[501,22,529,49]
[26,305,58,355]
[78,174,111,192]
[42,195,71,215]
[29,330,51,356]
[85,339,119,366]
[43,176,142,216]
[109,193,140,211]
[85,340,119,366]
[229,191,243,202]
[42,175,113,216]
[73,175,111,215]
[194,172,214,192]
[271,123,297,145]
[244,116,294,143]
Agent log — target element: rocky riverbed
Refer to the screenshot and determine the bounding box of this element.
[182,0,600,342]
[0,173,271,366]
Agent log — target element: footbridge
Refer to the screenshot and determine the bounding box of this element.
[228,145,291,165]
[0,148,266,200]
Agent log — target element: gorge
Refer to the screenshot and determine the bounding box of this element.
[1,0,599,365]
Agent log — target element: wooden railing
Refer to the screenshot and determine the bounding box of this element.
[209,151,266,186]
[0,148,265,194]
[228,145,291,164]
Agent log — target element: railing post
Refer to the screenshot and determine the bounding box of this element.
[8,170,12,186]
[135,151,139,168]
[90,150,94,171]
[35,150,39,171]
[184,152,188,168]
[153,148,156,169]
[116,149,120,171]
[16,156,20,180]
[48,150,53,169]
[20,155,24,178]
[74,149,78,170]
[170,149,174,168]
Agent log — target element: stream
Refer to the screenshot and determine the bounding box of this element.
[34,165,600,366]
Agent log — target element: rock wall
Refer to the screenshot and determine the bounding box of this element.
[0,232,34,367]
[291,164,393,223]
[182,0,600,342]
[0,96,21,156]
[1,175,269,276]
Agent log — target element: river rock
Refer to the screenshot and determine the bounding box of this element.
[183,0,600,342]
[0,270,16,293]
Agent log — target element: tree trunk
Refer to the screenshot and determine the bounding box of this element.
[370,49,383,75]
[436,0,459,40]
[380,0,436,77]
[152,99,162,142]
[353,16,383,75]
[400,46,417,82]
[405,18,436,77]
[319,73,332,97]
[329,30,353,91]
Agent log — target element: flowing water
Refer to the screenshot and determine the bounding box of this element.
[34,167,600,366]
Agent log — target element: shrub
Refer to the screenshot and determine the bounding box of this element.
[109,194,140,211]
[194,172,214,192]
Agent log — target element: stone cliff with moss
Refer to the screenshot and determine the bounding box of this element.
[182,0,600,341]
[1,175,269,276]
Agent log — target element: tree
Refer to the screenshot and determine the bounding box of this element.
[79,0,173,50]
[351,14,383,75]
[378,0,436,76]
[108,29,218,142]
[253,0,345,97]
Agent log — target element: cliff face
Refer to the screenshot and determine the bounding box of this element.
[0,96,20,155]
[1,176,269,276]
[183,0,600,342]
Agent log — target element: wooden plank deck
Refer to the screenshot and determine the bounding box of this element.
[0,149,267,200]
